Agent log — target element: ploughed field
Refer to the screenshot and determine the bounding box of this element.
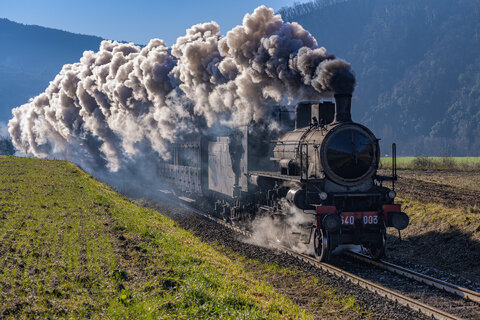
[0,156,368,319]
[396,171,480,208]
[379,165,480,285]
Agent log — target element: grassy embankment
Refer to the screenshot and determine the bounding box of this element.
[0,156,364,319]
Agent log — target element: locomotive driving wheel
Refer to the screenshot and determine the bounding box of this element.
[367,230,386,260]
[313,228,330,262]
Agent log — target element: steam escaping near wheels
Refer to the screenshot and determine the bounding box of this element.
[246,199,315,255]
[8,6,355,177]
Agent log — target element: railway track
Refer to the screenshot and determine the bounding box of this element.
[270,242,466,320]
[345,251,480,304]
[177,201,480,320]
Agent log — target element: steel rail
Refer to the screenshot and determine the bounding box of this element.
[178,201,466,320]
[345,250,480,304]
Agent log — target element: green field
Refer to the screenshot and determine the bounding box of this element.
[380,156,480,170]
[0,156,363,319]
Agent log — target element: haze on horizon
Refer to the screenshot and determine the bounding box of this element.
[0,0,310,44]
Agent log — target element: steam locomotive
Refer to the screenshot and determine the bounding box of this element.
[159,93,409,261]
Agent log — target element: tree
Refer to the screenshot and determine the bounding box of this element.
[0,137,15,155]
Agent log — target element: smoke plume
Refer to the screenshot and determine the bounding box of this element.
[8,6,355,173]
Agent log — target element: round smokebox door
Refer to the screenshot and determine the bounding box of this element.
[325,127,375,181]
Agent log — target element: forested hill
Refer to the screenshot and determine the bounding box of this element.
[0,18,102,122]
[280,0,480,156]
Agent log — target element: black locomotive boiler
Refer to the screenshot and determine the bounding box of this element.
[159,93,409,261]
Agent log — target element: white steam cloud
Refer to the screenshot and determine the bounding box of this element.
[247,199,315,254]
[8,6,355,172]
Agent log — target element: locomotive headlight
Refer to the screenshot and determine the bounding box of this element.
[388,190,396,199]
[319,192,328,201]
[323,214,341,232]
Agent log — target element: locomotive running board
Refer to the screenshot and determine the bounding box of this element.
[251,170,324,183]
[251,170,301,182]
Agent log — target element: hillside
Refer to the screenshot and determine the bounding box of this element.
[0,18,102,122]
[0,156,367,319]
[280,0,480,156]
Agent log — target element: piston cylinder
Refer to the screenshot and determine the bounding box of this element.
[286,188,308,210]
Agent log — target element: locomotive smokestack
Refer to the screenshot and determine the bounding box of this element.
[333,93,352,123]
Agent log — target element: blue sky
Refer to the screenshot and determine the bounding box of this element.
[0,0,309,45]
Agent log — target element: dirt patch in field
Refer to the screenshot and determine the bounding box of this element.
[395,175,480,209]
[105,217,153,289]
[398,171,480,193]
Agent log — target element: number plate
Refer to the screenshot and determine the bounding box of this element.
[341,212,379,225]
